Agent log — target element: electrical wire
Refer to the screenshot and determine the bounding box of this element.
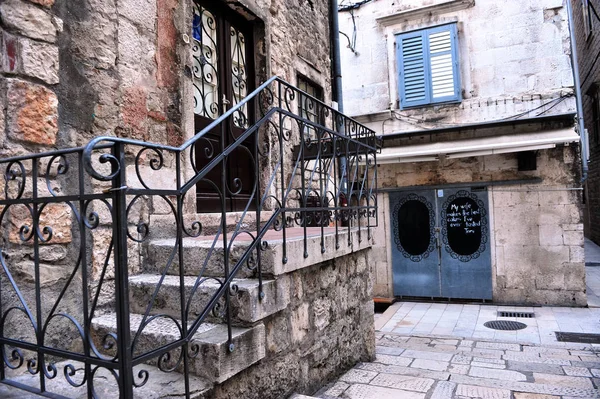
[535,95,570,117]
[339,0,373,12]
[500,94,572,121]
[385,94,574,131]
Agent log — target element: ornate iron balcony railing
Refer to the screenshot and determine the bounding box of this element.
[0,77,379,398]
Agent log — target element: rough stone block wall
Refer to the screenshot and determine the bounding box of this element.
[208,249,375,399]
[373,145,586,306]
[370,192,392,298]
[0,0,374,395]
[0,0,335,222]
[0,0,74,344]
[572,0,600,243]
[1,0,327,372]
[0,0,338,268]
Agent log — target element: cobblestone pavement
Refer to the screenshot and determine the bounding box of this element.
[313,332,600,398]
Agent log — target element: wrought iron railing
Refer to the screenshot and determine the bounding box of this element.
[0,77,379,398]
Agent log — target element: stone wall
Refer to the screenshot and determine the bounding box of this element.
[572,0,600,243]
[0,0,338,288]
[0,0,335,179]
[209,248,375,398]
[0,1,377,396]
[339,0,577,129]
[371,145,586,305]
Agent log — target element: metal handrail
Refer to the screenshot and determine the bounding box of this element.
[0,77,379,399]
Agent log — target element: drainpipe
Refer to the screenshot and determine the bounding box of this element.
[566,0,589,183]
[331,0,348,195]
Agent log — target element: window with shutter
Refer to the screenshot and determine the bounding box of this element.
[396,23,461,109]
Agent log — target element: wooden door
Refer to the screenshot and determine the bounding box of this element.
[192,2,255,213]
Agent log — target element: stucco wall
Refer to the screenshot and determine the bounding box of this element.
[339,0,577,130]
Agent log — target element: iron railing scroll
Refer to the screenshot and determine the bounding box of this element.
[0,77,379,398]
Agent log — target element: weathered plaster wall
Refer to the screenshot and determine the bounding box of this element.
[572,0,600,243]
[339,0,577,130]
[372,145,586,305]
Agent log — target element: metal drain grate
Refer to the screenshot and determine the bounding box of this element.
[555,332,600,344]
[497,311,535,318]
[484,320,527,331]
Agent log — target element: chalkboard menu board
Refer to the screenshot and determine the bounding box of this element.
[445,197,482,256]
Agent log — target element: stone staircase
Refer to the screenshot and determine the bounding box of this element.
[90,233,288,393]
[86,226,366,395]
[0,226,374,398]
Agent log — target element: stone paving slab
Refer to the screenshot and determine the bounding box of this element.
[455,384,511,399]
[430,381,456,399]
[411,358,449,371]
[369,373,434,392]
[342,383,426,399]
[313,332,600,399]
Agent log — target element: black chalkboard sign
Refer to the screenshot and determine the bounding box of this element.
[445,197,482,256]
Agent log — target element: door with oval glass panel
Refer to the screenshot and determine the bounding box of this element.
[438,187,492,299]
[192,2,255,212]
[389,190,440,298]
[389,187,492,300]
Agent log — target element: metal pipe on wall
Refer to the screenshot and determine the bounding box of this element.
[566,0,590,182]
[331,0,348,194]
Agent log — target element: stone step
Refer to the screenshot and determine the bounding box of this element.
[0,361,212,398]
[145,238,257,278]
[129,274,290,325]
[92,313,265,384]
[145,227,371,278]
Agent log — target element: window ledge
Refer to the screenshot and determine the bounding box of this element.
[376,0,474,26]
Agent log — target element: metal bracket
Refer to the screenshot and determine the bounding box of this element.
[103,185,128,194]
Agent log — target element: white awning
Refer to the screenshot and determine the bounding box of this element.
[372,128,579,164]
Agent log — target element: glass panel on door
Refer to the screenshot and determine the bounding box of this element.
[192,1,255,213]
[439,188,492,299]
[390,191,440,298]
[193,5,220,120]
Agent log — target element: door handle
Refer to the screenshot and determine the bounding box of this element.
[222,94,231,114]
[435,227,441,249]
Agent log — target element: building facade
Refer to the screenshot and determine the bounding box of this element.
[0,0,378,397]
[340,0,587,305]
[572,0,600,245]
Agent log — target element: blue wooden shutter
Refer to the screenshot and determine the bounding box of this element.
[397,23,461,108]
[397,31,430,108]
[427,24,461,104]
